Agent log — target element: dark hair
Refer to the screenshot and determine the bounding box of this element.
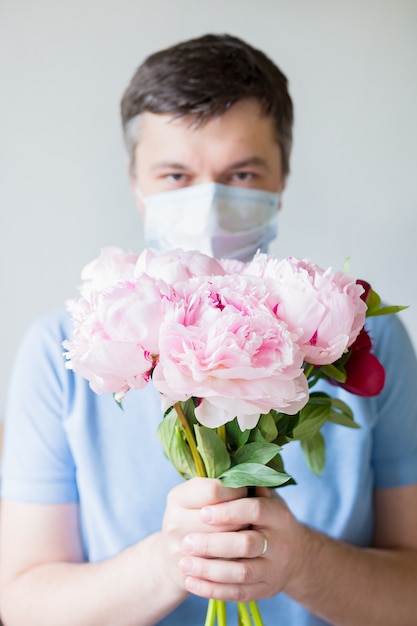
[121,34,293,176]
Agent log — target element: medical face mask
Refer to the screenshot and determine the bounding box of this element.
[139,182,280,261]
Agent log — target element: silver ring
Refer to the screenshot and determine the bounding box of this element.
[260,532,268,556]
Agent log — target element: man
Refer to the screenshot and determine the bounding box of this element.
[1,34,417,626]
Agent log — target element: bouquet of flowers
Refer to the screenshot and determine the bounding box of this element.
[63,246,404,626]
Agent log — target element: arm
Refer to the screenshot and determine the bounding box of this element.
[177,483,417,626]
[0,500,185,626]
[0,313,184,625]
[285,484,417,625]
[0,480,247,626]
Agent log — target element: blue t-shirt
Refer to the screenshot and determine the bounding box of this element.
[2,307,417,626]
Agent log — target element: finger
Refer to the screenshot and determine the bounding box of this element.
[183,529,267,559]
[255,486,273,499]
[259,531,269,556]
[179,554,262,586]
[200,493,281,527]
[169,478,247,509]
[184,574,267,603]
[163,506,208,537]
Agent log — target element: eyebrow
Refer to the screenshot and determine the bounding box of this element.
[151,161,190,172]
[151,156,270,173]
[225,157,270,171]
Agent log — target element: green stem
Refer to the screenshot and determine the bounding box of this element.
[308,374,321,388]
[237,602,252,626]
[204,599,217,626]
[304,363,314,379]
[217,424,227,445]
[174,401,207,477]
[249,601,265,626]
[174,405,266,626]
[217,600,227,626]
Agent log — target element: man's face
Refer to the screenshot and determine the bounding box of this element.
[132,98,285,211]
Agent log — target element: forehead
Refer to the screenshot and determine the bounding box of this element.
[135,99,280,166]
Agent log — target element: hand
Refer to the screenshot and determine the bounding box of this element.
[177,486,307,602]
[160,478,248,593]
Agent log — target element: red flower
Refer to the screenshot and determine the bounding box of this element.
[357,279,372,303]
[335,327,385,397]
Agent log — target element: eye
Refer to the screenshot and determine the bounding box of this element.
[230,171,255,182]
[165,173,188,183]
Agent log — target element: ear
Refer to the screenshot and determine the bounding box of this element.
[278,176,287,211]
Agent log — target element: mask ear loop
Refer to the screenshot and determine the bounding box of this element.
[135,185,146,202]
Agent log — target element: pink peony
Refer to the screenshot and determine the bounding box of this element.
[135,248,225,285]
[218,258,246,275]
[152,274,308,430]
[64,274,166,397]
[78,246,139,299]
[244,254,367,366]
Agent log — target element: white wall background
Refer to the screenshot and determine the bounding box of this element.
[1,0,416,418]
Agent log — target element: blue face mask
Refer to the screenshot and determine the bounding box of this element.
[140,182,280,261]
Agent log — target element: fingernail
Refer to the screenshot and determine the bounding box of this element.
[201,506,213,523]
[179,557,194,574]
[183,536,195,552]
[186,577,199,592]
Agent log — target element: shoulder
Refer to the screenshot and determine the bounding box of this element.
[365,313,417,403]
[365,313,416,370]
[9,307,75,398]
[21,307,73,346]
[15,307,73,367]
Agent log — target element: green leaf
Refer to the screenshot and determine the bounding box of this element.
[300,432,326,476]
[292,393,360,440]
[327,398,360,428]
[329,396,354,416]
[248,427,268,444]
[363,284,407,317]
[328,414,360,429]
[320,363,347,383]
[257,413,278,442]
[113,394,125,411]
[181,398,198,425]
[157,413,198,478]
[194,425,231,479]
[219,462,292,488]
[225,418,250,448]
[273,411,300,441]
[292,402,329,439]
[308,391,331,402]
[267,453,295,484]
[233,442,281,466]
[366,304,408,317]
[365,288,382,314]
